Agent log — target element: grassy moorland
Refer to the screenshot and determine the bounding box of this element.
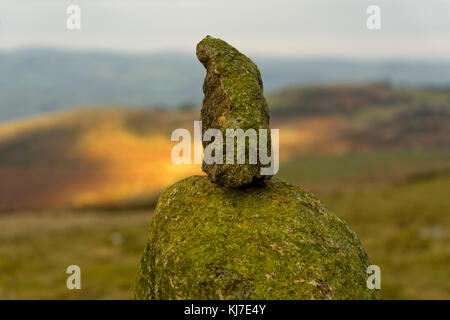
[322,169,450,299]
[0,210,151,299]
[281,150,450,299]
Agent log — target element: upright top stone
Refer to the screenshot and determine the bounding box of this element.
[196,35,272,188]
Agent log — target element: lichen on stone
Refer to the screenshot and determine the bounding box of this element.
[197,35,271,188]
[135,176,381,300]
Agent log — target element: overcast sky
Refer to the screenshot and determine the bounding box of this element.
[0,0,449,59]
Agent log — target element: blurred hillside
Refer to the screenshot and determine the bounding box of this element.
[270,83,450,150]
[0,83,449,211]
[1,48,450,122]
[0,108,201,211]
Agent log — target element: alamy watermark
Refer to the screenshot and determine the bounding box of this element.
[64,5,380,32]
[66,265,81,290]
[171,121,279,175]
[66,5,81,30]
[367,265,381,289]
[366,5,381,30]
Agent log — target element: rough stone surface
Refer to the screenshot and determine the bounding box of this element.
[135,176,381,300]
[197,36,271,188]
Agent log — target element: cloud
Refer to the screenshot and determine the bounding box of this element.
[0,0,449,59]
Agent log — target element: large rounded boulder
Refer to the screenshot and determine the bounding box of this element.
[135,176,380,300]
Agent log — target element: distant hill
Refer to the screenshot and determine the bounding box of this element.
[1,48,450,122]
[270,83,450,149]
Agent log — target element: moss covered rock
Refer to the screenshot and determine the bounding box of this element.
[197,36,271,188]
[135,176,381,300]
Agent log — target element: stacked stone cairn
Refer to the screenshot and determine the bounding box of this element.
[135,36,380,300]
